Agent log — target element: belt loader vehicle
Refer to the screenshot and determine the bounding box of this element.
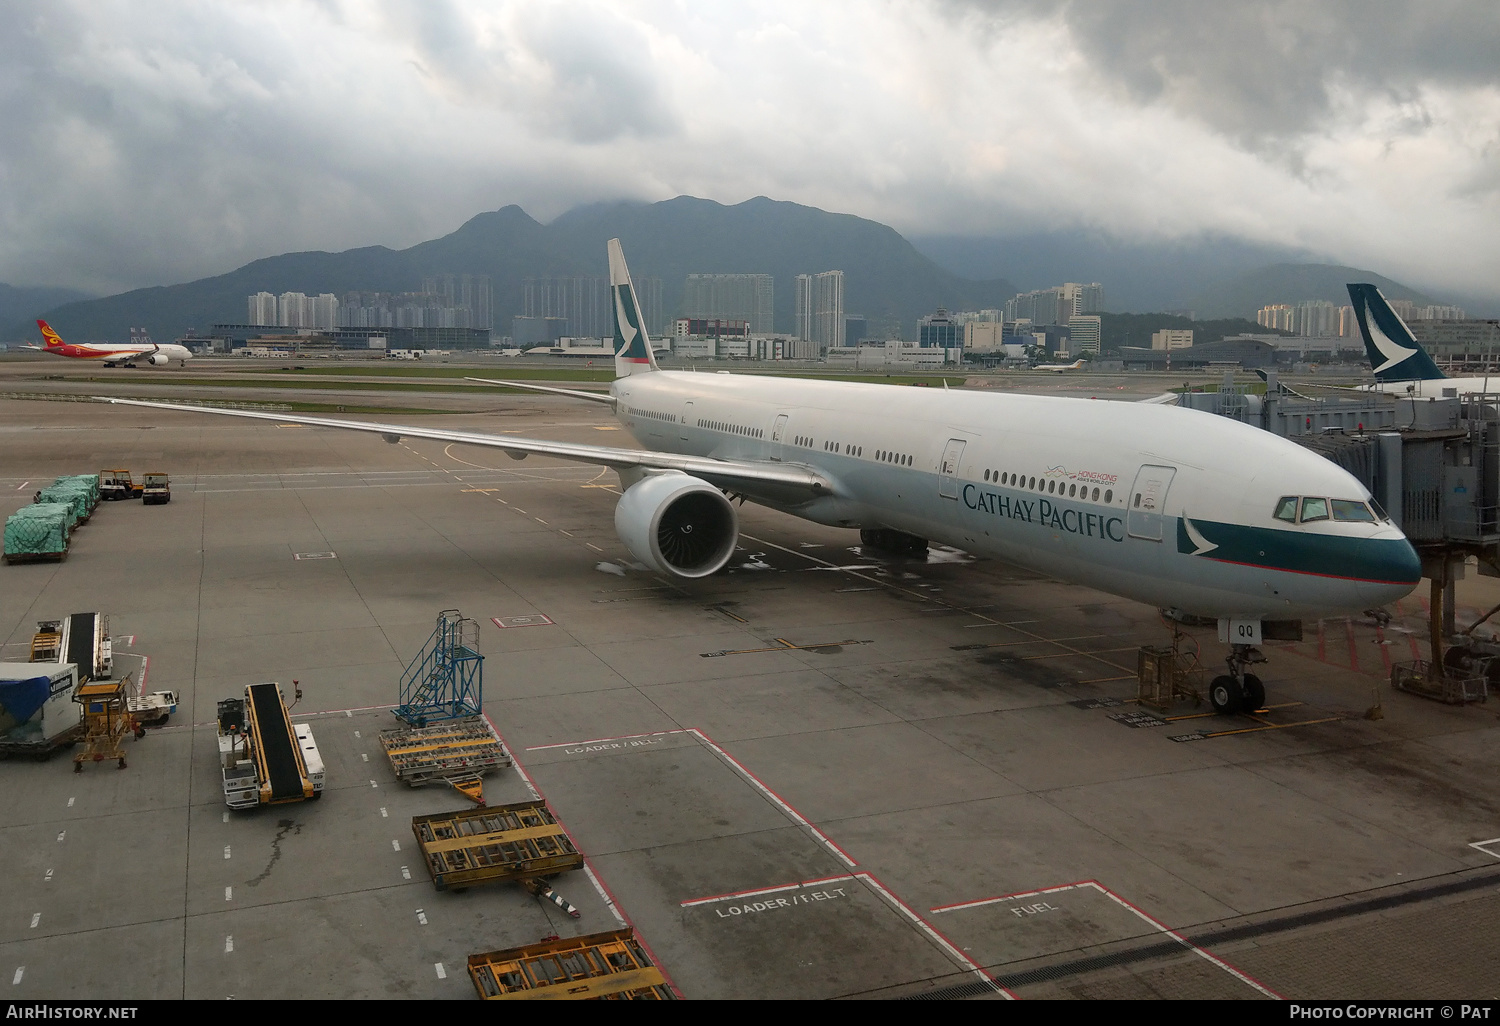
[217,682,323,809]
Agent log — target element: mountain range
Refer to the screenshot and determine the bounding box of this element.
[6,198,1016,343]
[8,197,1481,343]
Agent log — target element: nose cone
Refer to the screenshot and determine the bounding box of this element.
[1356,532,1422,608]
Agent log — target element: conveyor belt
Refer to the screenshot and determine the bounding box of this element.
[66,613,97,680]
[246,683,304,801]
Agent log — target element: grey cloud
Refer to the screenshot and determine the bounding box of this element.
[377,0,678,143]
[951,1,1500,148]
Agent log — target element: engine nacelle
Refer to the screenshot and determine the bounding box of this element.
[614,473,739,579]
[148,353,170,366]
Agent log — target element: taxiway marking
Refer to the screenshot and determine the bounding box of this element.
[1469,837,1500,860]
[931,880,1280,999]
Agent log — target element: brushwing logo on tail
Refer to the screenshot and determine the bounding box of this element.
[1363,296,1420,374]
[612,284,648,362]
[38,320,64,348]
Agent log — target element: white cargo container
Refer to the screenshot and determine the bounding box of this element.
[0,662,83,758]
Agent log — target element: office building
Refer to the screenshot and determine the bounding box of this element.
[1151,329,1195,351]
[1067,315,1102,355]
[918,309,960,348]
[964,321,1005,354]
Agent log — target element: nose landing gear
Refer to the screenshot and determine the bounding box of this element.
[1209,644,1268,715]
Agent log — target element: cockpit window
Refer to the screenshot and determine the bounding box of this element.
[1332,499,1376,522]
[1369,498,1389,522]
[1273,496,1298,522]
[1299,497,1329,523]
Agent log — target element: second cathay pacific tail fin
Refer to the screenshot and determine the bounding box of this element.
[1347,283,1444,382]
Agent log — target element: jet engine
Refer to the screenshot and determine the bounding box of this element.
[148,353,170,366]
[614,472,739,579]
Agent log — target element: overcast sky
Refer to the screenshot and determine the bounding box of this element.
[2,0,1496,301]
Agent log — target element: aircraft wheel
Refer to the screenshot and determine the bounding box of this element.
[1209,675,1242,716]
[1242,674,1266,711]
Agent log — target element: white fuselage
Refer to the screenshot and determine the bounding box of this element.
[40,342,193,365]
[1373,378,1498,400]
[611,371,1419,621]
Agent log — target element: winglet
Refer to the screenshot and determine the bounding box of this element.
[1347,284,1444,382]
[609,239,659,377]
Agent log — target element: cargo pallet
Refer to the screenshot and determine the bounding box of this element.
[1392,660,1489,705]
[378,717,511,801]
[412,800,581,892]
[467,929,674,1000]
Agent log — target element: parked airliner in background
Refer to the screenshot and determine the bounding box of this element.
[1036,359,1086,372]
[103,241,1422,715]
[27,320,192,367]
[1351,284,1493,398]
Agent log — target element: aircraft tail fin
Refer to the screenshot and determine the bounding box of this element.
[609,239,659,378]
[1347,283,1444,381]
[36,320,65,349]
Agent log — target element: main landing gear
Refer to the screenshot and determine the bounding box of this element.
[1209,644,1268,716]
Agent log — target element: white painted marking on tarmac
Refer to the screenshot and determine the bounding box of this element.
[1470,837,1500,860]
[391,839,401,852]
[535,517,548,524]
[224,936,233,953]
[346,710,352,717]
[583,865,627,926]
[380,807,388,818]
[586,543,603,552]
[12,967,23,985]
[223,846,231,860]
[43,870,51,883]
[29,914,40,929]
[401,866,411,880]
[930,880,1279,999]
[681,875,857,907]
[434,963,446,980]
[225,887,233,902]
[66,797,74,808]
[559,530,573,537]
[55,831,64,843]
[222,812,229,823]
[370,780,379,788]
[361,753,369,762]
[15,481,28,491]
[415,910,428,926]
[353,730,361,738]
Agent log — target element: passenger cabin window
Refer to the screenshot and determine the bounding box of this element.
[1332,499,1376,523]
[1273,496,1298,522]
[1300,497,1329,523]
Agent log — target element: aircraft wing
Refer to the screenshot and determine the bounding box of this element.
[98,397,834,502]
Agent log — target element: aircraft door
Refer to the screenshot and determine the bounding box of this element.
[939,438,967,499]
[1126,465,1177,541]
[771,413,789,461]
[680,401,694,441]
